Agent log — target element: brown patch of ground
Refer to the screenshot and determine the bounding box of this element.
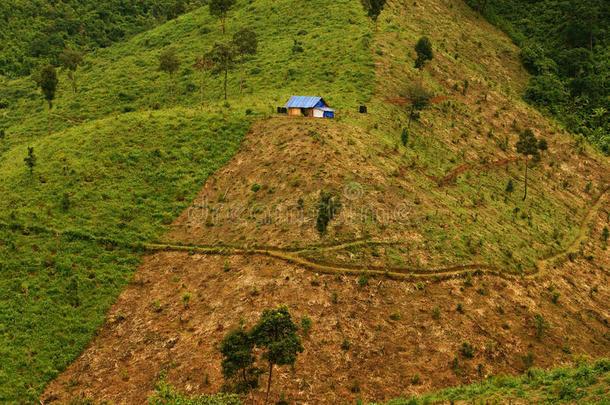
[42,249,609,404]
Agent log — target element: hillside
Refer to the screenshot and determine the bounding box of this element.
[0,0,373,402]
[0,0,194,77]
[0,0,608,403]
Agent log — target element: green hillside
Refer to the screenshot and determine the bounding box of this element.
[0,0,194,77]
[375,358,610,405]
[462,0,610,153]
[1,0,609,403]
[0,0,374,402]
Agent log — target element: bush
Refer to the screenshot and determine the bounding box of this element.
[149,378,242,404]
[524,75,568,111]
[461,342,475,358]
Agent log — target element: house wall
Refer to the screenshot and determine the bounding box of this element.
[313,108,324,118]
[288,108,302,116]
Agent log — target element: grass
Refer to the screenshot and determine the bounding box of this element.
[370,358,610,404]
[0,0,374,402]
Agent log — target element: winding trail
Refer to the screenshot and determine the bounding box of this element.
[145,185,609,281]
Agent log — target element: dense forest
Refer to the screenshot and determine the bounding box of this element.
[465,0,609,153]
[0,0,192,77]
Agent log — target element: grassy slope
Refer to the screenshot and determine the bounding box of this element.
[0,0,374,402]
[374,359,610,405]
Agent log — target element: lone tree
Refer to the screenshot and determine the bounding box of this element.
[250,305,304,405]
[405,83,432,129]
[158,49,181,106]
[37,65,58,135]
[24,147,36,176]
[364,0,386,30]
[232,28,258,93]
[209,0,236,34]
[193,56,214,110]
[316,191,341,236]
[220,328,262,403]
[414,36,433,84]
[515,128,540,201]
[207,42,237,101]
[59,48,83,95]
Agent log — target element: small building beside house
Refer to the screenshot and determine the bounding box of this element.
[285,96,335,118]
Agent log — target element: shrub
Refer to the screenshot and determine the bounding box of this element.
[461,342,475,358]
[341,338,351,350]
[251,183,261,192]
[357,273,370,287]
[301,316,312,335]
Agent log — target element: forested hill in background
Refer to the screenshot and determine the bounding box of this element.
[0,0,192,77]
[464,0,609,153]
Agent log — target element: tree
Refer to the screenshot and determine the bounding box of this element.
[250,305,304,405]
[515,129,539,201]
[207,42,237,101]
[364,0,386,30]
[405,83,432,129]
[193,56,214,110]
[414,36,433,84]
[158,49,181,106]
[316,191,341,236]
[232,28,258,93]
[220,328,262,403]
[36,65,58,135]
[59,48,83,95]
[209,0,236,34]
[24,147,36,176]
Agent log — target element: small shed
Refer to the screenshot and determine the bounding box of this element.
[285,96,335,118]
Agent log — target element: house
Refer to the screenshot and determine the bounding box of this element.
[285,96,335,118]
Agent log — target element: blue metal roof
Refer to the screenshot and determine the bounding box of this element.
[317,106,334,112]
[286,96,324,108]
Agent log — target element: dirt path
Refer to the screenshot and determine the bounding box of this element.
[536,185,609,276]
[144,185,609,282]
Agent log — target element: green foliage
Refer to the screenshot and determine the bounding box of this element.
[159,49,181,76]
[533,313,549,340]
[0,0,192,77]
[149,376,242,404]
[316,191,341,236]
[461,342,475,359]
[37,65,58,107]
[516,129,539,158]
[250,305,303,368]
[209,0,237,33]
[23,146,36,175]
[414,36,433,70]
[505,178,514,193]
[463,0,610,153]
[362,0,387,24]
[250,305,304,404]
[369,359,610,405]
[400,128,409,146]
[220,328,262,394]
[207,42,238,100]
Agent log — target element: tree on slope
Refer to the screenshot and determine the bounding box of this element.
[59,48,83,95]
[158,49,181,106]
[36,65,58,135]
[405,82,432,129]
[220,328,262,404]
[207,42,237,101]
[414,36,433,84]
[24,147,36,176]
[515,128,540,201]
[232,28,258,93]
[209,0,236,35]
[250,305,303,405]
[364,0,386,30]
[193,56,214,110]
